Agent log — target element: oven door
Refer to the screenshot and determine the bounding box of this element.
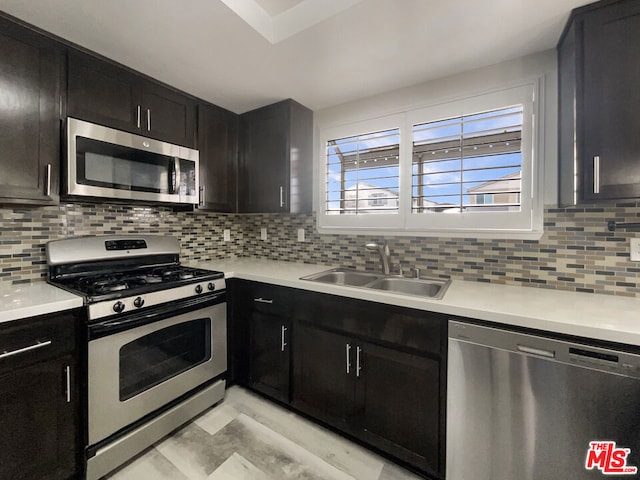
[87,296,226,446]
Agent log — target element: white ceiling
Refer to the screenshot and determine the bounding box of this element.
[0,0,592,114]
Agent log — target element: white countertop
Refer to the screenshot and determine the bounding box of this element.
[194,259,640,347]
[0,282,84,324]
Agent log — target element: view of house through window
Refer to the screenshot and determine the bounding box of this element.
[325,128,400,214]
[412,106,523,214]
[324,107,523,218]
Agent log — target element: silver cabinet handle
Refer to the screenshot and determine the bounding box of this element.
[199,185,205,206]
[281,325,287,352]
[45,164,52,196]
[253,297,273,304]
[147,109,151,131]
[279,186,284,208]
[0,340,51,360]
[346,343,352,374]
[356,346,362,377]
[65,366,71,403]
[593,155,600,194]
[137,105,141,129]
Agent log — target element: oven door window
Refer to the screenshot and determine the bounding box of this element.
[119,318,211,401]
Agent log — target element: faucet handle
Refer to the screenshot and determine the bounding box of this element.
[392,263,403,277]
[411,267,421,278]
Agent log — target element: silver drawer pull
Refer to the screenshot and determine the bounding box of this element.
[517,344,555,358]
[0,340,52,360]
[65,366,71,403]
[281,325,287,352]
[346,343,352,374]
[253,297,273,304]
[45,163,52,196]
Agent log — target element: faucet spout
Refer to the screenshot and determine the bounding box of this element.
[366,242,391,275]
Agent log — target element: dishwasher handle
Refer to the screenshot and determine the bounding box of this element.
[517,344,555,358]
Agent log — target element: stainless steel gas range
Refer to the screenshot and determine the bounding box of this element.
[46,235,227,480]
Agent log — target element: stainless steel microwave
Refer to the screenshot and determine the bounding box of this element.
[66,118,199,205]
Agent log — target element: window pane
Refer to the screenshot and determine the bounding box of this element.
[325,128,400,215]
[411,106,523,213]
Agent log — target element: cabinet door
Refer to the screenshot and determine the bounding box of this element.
[0,18,61,205]
[249,312,290,403]
[67,49,140,134]
[141,81,196,147]
[581,0,640,200]
[238,101,289,212]
[292,323,356,430]
[0,355,77,480]
[197,103,238,211]
[357,343,440,476]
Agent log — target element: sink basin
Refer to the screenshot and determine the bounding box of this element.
[300,268,381,286]
[366,276,450,300]
[301,268,450,299]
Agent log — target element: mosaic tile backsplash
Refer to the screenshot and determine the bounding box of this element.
[2,202,640,297]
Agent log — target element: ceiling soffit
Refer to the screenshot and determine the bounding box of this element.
[220,0,363,43]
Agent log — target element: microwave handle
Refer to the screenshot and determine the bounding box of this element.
[168,158,177,194]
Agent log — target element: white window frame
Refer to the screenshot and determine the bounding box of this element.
[317,79,544,240]
[318,114,405,231]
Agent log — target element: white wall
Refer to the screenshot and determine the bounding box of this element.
[313,49,558,209]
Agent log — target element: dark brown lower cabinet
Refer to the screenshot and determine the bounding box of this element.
[292,324,355,429]
[292,321,441,477]
[231,282,445,478]
[0,355,77,480]
[358,343,440,473]
[0,310,80,480]
[230,280,292,404]
[249,310,290,403]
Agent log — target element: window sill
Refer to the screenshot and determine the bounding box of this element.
[316,224,544,240]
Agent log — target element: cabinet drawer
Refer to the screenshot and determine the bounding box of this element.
[295,291,444,356]
[0,310,78,374]
[243,281,292,316]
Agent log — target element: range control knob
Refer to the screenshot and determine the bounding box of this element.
[133,297,145,308]
[207,282,215,291]
[113,301,125,313]
[195,284,203,294]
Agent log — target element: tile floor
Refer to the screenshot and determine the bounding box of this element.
[106,386,424,480]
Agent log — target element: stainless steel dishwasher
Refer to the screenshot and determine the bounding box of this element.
[447,320,640,480]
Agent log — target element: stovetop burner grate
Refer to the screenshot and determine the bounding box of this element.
[51,265,224,301]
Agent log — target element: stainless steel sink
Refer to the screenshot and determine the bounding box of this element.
[300,268,381,286]
[301,268,450,299]
[366,276,450,300]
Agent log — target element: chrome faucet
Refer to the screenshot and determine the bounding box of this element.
[366,242,391,275]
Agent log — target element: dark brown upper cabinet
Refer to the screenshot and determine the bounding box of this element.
[197,102,238,211]
[558,0,640,204]
[0,15,63,205]
[238,99,312,213]
[67,49,196,148]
